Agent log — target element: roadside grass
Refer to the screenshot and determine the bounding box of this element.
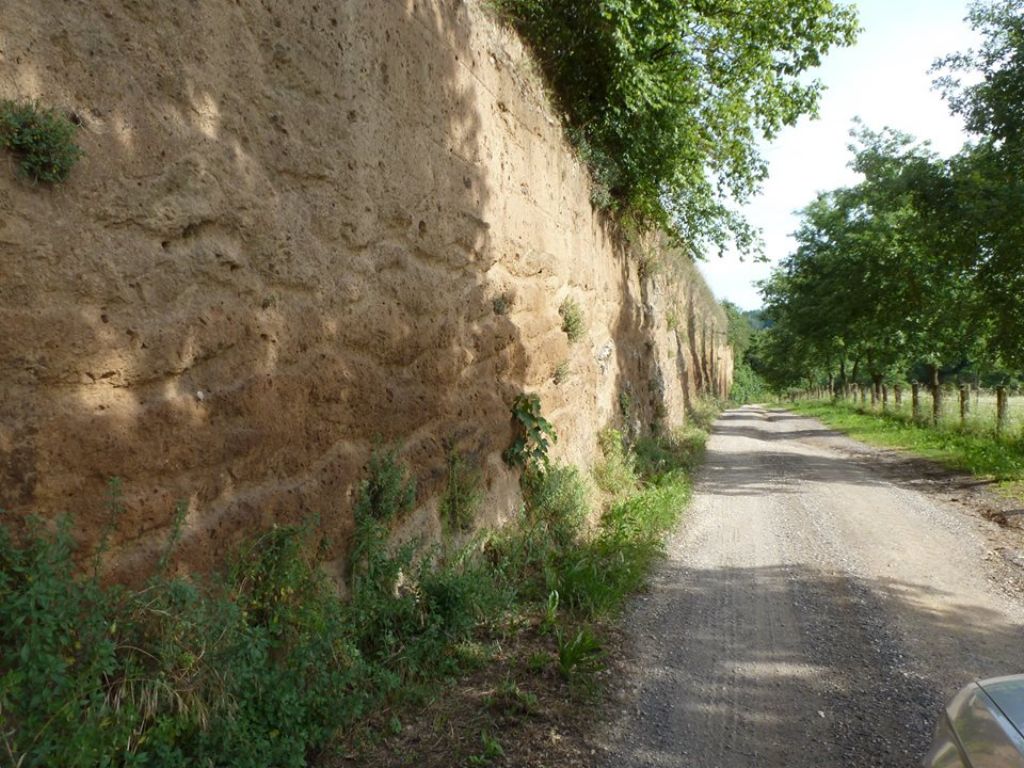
[0,419,709,768]
[338,423,705,767]
[787,399,1024,499]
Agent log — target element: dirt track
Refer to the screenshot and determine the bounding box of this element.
[598,406,1024,767]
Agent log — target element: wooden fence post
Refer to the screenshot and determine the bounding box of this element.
[912,383,920,420]
[959,385,968,426]
[997,386,1009,434]
[894,385,902,408]
[882,384,889,411]
[860,385,867,406]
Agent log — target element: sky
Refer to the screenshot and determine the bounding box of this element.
[697,0,981,311]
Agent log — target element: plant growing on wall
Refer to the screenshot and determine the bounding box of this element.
[503,393,557,473]
[552,360,571,384]
[0,100,83,183]
[559,297,585,343]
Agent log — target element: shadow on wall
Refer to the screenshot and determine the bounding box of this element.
[608,229,649,439]
[608,562,1024,766]
[0,0,528,582]
[619,244,731,438]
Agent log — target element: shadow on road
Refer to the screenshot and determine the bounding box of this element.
[696,448,889,496]
[711,424,844,442]
[613,562,1024,768]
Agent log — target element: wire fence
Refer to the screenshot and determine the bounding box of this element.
[795,384,1024,441]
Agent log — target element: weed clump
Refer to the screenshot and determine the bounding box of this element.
[0,100,83,183]
[553,359,571,385]
[439,449,483,533]
[593,428,639,500]
[522,464,590,548]
[687,398,722,432]
[559,298,585,343]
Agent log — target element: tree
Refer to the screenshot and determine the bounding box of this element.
[753,1,1024,394]
[757,126,985,406]
[722,300,767,402]
[934,0,1024,159]
[931,0,1024,367]
[499,0,859,256]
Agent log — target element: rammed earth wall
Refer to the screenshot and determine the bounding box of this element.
[0,0,731,582]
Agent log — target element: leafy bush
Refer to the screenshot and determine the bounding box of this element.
[554,428,701,617]
[618,390,634,419]
[496,0,858,251]
[347,448,510,681]
[730,362,768,404]
[0,100,83,183]
[0,517,357,768]
[555,477,689,618]
[484,463,590,607]
[495,425,701,622]
[193,526,357,767]
[558,298,585,343]
[355,446,416,524]
[419,552,508,643]
[634,426,708,478]
[0,452,505,768]
[503,393,557,472]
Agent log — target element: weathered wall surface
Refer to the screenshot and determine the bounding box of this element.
[0,0,731,581]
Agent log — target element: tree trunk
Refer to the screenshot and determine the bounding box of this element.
[871,373,882,410]
[930,365,941,426]
[997,386,1008,434]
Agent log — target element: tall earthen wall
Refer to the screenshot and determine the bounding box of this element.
[0,0,731,581]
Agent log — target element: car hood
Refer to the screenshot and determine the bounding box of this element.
[927,677,1024,768]
[979,677,1024,738]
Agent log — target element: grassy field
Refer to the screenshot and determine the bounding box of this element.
[787,398,1024,500]
[844,389,1024,437]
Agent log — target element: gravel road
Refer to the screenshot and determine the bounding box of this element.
[597,405,1024,767]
